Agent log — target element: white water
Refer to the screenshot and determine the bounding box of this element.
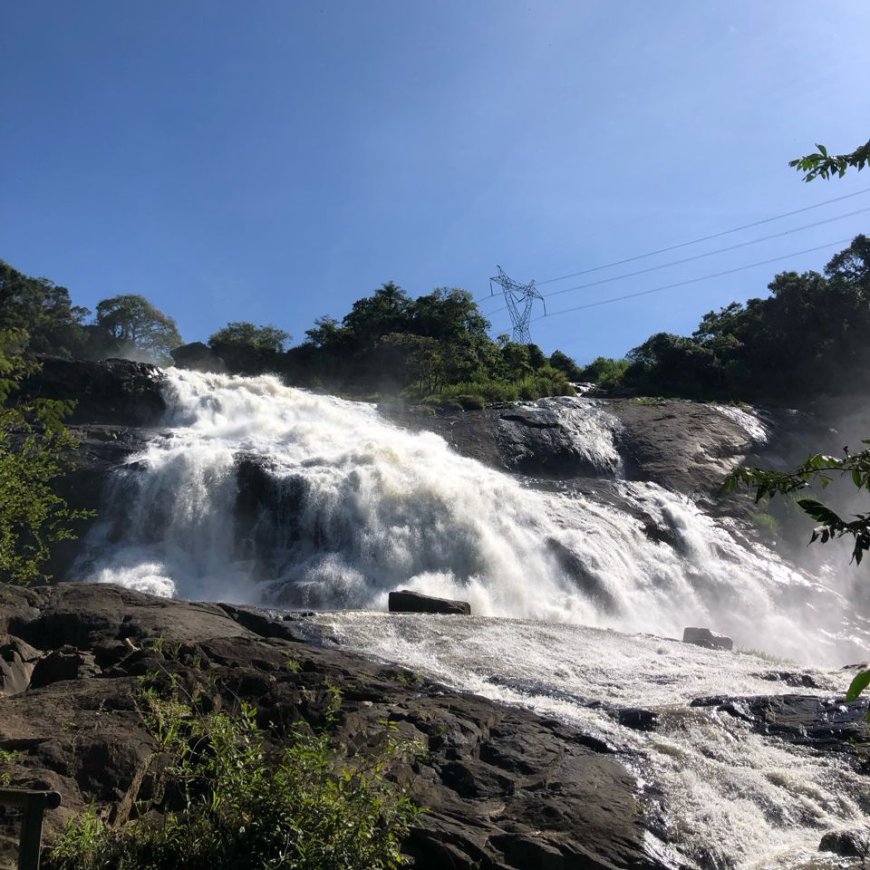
[298,612,869,870]
[712,404,770,445]
[78,369,864,664]
[76,369,870,867]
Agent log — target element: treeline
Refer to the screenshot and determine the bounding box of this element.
[1,260,582,407]
[0,261,181,364]
[209,283,581,407]
[580,235,870,403]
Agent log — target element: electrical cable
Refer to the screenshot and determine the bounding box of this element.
[483,209,869,318]
[529,237,852,321]
[535,186,870,286]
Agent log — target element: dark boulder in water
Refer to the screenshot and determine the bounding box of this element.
[819,829,870,858]
[682,627,733,651]
[388,590,471,615]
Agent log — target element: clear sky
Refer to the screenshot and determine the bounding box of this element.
[3,1,869,363]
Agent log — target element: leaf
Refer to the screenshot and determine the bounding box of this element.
[845,669,870,702]
[795,498,844,527]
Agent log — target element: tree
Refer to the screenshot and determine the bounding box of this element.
[0,260,89,358]
[790,139,870,181]
[93,294,182,365]
[0,330,88,585]
[209,322,291,375]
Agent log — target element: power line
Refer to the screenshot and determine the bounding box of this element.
[535,186,870,286]
[542,206,870,300]
[482,208,869,318]
[532,237,852,320]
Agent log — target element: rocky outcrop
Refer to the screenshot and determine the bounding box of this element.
[0,584,675,870]
[388,590,471,615]
[690,692,870,770]
[19,358,166,427]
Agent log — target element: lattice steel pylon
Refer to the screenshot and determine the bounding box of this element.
[489,266,546,344]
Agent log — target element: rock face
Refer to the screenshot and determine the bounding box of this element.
[19,358,166,428]
[0,584,674,870]
[388,590,471,615]
[383,396,757,498]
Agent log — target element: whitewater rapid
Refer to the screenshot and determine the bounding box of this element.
[74,369,870,868]
[76,368,864,665]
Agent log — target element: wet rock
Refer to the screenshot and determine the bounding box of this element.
[617,708,659,731]
[818,828,870,858]
[690,693,870,769]
[388,590,471,615]
[682,627,733,651]
[18,358,166,427]
[0,584,671,868]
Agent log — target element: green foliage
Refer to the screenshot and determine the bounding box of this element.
[789,139,870,181]
[46,694,419,870]
[724,444,870,565]
[92,295,182,365]
[577,356,630,390]
[0,330,89,585]
[0,260,89,359]
[208,322,290,375]
[617,235,870,402]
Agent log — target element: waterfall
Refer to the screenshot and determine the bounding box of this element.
[77,368,864,664]
[75,368,870,868]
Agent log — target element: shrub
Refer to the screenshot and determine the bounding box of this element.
[45,694,420,870]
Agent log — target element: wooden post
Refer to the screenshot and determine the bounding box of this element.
[0,789,62,870]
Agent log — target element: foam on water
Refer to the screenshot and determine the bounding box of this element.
[297,612,869,870]
[77,369,865,664]
[75,369,870,867]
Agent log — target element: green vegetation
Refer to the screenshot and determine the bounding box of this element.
[92,295,182,366]
[727,136,870,711]
[0,330,88,585]
[46,690,419,870]
[577,356,630,391]
[0,260,184,365]
[580,234,870,403]
[790,138,870,181]
[205,283,576,406]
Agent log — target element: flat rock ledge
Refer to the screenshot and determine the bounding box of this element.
[0,584,677,870]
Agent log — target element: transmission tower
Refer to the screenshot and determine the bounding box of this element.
[489,266,546,344]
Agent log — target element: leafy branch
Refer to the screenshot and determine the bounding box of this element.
[789,139,870,182]
[723,442,870,565]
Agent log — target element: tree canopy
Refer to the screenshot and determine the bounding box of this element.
[584,235,870,404]
[93,294,183,365]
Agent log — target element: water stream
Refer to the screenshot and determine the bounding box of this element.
[75,369,870,867]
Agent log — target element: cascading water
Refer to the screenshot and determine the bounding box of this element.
[76,369,870,868]
[77,369,861,664]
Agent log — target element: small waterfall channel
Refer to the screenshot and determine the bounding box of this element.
[75,369,870,868]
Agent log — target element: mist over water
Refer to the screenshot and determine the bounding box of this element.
[77,369,867,665]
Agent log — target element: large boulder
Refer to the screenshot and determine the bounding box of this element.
[388,590,471,615]
[682,627,733,651]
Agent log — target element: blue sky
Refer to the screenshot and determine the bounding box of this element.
[2,1,869,363]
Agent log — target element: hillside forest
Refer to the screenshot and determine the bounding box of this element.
[3,232,869,410]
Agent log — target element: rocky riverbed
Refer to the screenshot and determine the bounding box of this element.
[1,583,678,869]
